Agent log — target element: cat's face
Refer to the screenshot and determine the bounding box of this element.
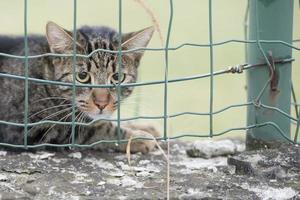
[46,22,154,120]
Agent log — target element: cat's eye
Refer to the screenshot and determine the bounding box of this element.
[110,73,126,84]
[76,72,91,83]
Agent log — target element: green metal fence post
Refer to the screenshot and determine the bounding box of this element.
[246,0,294,149]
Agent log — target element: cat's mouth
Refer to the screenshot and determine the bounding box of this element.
[87,113,112,121]
[76,100,115,120]
[86,109,113,120]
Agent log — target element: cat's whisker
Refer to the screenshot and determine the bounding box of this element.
[57,99,72,106]
[76,112,87,143]
[27,107,74,135]
[77,112,85,142]
[28,104,73,119]
[32,97,69,104]
[39,110,77,143]
[41,107,74,121]
[67,111,84,144]
[63,110,83,131]
[78,114,88,143]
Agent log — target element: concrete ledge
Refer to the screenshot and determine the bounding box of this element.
[0,141,299,199]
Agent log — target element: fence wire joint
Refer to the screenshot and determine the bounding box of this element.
[227,64,246,74]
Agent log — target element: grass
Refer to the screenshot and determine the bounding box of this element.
[0,0,299,141]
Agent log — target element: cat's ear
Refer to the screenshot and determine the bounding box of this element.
[121,26,154,59]
[46,21,84,53]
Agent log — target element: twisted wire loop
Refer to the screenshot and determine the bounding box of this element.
[252,100,262,108]
[227,64,247,74]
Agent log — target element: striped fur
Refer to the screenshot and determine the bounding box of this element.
[0,22,159,153]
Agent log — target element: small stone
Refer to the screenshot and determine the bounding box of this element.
[227,156,255,175]
[68,152,82,159]
[115,176,143,188]
[117,162,131,171]
[97,181,106,186]
[135,171,151,177]
[207,166,218,173]
[0,174,8,181]
[38,152,55,160]
[26,178,36,183]
[110,171,125,177]
[121,176,137,187]
[24,152,55,160]
[52,158,62,163]
[107,178,121,186]
[138,160,150,165]
[23,184,41,196]
[0,151,7,156]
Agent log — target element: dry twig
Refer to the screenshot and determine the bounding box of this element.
[134,0,164,46]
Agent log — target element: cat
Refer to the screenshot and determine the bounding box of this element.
[0,21,160,153]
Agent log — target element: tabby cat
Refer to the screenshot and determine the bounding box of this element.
[0,21,160,153]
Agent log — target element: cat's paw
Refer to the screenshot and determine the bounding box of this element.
[121,122,161,138]
[119,125,161,154]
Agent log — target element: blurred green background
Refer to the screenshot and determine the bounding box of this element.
[0,0,299,140]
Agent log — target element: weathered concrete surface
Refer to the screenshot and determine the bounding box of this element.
[0,141,299,200]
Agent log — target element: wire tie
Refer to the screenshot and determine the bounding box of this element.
[237,65,244,73]
[253,100,261,108]
[228,64,244,74]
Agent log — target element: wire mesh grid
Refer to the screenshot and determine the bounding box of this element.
[0,0,299,149]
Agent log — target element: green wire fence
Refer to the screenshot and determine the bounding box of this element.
[0,0,299,149]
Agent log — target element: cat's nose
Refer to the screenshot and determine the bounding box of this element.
[94,101,108,111]
[92,89,110,111]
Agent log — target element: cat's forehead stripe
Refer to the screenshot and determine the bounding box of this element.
[81,37,119,74]
[87,42,93,54]
[94,42,98,50]
[87,61,91,71]
[78,30,137,77]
